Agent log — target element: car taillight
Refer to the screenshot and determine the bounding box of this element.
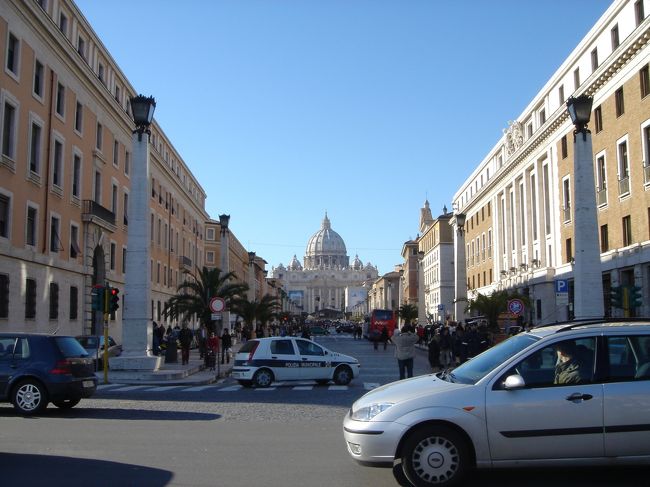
[248,342,259,362]
[50,359,73,375]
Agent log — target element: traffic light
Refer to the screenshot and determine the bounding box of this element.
[610,286,623,309]
[631,285,643,308]
[109,287,120,313]
[91,285,105,312]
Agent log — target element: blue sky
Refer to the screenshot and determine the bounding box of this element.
[76,0,611,275]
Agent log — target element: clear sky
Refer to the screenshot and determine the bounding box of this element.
[75,0,611,275]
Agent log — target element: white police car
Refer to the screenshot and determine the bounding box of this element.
[232,336,360,387]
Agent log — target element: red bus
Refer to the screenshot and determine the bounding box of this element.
[367,309,397,338]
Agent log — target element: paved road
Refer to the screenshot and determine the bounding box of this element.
[1,335,647,486]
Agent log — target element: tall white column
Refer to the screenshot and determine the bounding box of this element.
[452,215,468,324]
[417,255,427,325]
[573,131,604,318]
[110,131,161,371]
[221,228,230,333]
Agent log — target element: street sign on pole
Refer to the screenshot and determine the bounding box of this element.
[507,299,524,316]
[209,297,226,313]
[555,279,569,305]
[211,313,222,321]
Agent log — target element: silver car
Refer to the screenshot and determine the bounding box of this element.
[343,320,650,486]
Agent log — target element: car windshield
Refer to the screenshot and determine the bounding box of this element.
[56,337,90,358]
[77,336,99,348]
[441,333,539,385]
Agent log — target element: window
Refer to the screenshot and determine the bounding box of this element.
[55,82,65,117]
[618,140,629,181]
[526,122,533,138]
[636,0,645,27]
[93,170,101,204]
[96,123,103,150]
[594,105,603,133]
[207,228,215,240]
[539,108,546,125]
[600,224,609,252]
[561,135,568,159]
[49,282,59,319]
[113,140,119,166]
[596,154,607,196]
[0,274,8,318]
[641,64,650,99]
[562,178,571,222]
[77,36,85,59]
[0,193,10,238]
[123,192,129,225]
[33,60,44,97]
[52,140,63,187]
[566,238,573,263]
[98,63,105,85]
[114,85,121,103]
[574,67,580,90]
[623,215,633,246]
[58,11,68,35]
[611,24,620,50]
[72,153,81,198]
[50,215,61,252]
[125,151,130,175]
[110,242,116,270]
[25,278,36,319]
[75,101,83,132]
[26,206,37,246]
[70,224,79,258]
[69,286,78,320]
[122,247,127,273]
[2,100,17,159]
[591,48,599,71]
[111,184,118,215]
[605,335,650,381]
[207,251,214,263]
[6,32,20,76]
[644,125,650,167]
[615,87,625,117]
[29,121,42,174]
[558,84,565,105]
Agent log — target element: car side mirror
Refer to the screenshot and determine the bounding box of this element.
[324,350,328,355]
[504,374,525,390]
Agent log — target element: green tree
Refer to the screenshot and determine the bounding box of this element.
[398,304,418,326]
[230,293,280,338]
[162,266,248,333]
[465,290,530,333]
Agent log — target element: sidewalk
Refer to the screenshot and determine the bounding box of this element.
[98,341,242,386]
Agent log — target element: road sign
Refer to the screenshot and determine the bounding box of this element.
[211,313,222,321]
[209,297,225,313]
[555,279,569,305]
[507,299,524,316]
[437,304,445,311]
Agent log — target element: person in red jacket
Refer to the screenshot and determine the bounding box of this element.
[206,332,220,371]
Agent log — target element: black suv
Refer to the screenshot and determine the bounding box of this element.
[0,333,97,415]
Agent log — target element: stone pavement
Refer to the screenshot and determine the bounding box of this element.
[98,341,242,386]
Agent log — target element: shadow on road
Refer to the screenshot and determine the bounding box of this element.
[0,405,221,421]
[0,453,173,486]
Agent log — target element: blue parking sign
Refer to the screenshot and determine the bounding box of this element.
[555,279,568,294]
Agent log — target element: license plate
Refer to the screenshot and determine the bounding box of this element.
[231,371,242,378]
[83,380,95,388]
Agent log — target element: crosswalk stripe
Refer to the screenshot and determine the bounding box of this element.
[328,385,348,391]
[364,382,380,390]
[254,387,277,391]
[111,385,150,391]
[140,386,180,392]
[293,386,313,391]
[184,385,216,391]
[220,385,242,392]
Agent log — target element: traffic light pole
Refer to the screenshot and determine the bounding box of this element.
[103,282,110,384]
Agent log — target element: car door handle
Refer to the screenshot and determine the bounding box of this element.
[566,392,593,401]
[302,357,308,361]
[271,356,277,359]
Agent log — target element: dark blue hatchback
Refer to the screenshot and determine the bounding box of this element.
[0,333,97,415]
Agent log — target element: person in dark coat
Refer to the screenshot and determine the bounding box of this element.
[428,336,440,372]
[221,328,232,364]
[380,326,390,350]
[178,323,193,365]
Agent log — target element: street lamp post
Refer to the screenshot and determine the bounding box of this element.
[110,95,161,373]
[452,211,467,324]
[417,251,427,326]
[219,214,230,334]
[248,251,257,338]
[566,95,604,319]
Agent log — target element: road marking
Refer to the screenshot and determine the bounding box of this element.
[364,383,380,390]
[184,385,216,391]
[111,385,150,391]
[96,384,120,390]
[328,385,348,391]
[254,387,277,391]
[141,386,180,392]
[220,385,242,392]
[293,386,313,391]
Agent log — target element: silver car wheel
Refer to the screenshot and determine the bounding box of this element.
[14,381,47,414]
[411,435,459,483]
[253,369,273,388]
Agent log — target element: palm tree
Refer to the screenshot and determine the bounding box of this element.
[162,266,248,333]
[230,293,280,338]
[398,304,418,326]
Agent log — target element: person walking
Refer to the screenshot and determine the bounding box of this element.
[439,326,453,369]
[380,325,390,351]
[179,323,193,366]
[428,334,441,372]
[392,325,419,380]
[221,328,232,364]
[197,323,208,360]
[206,332,219,371]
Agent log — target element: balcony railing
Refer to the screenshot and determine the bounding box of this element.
[179,255,192,269]
[644,164,650,184]
[618,176,630,196]
[597,187,607,206]
[82,200,115,228]
[562,206,571,222]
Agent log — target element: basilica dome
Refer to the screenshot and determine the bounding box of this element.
[304,213,349,269]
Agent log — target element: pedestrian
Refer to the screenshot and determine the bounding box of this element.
[453,325,468,365]
[392,325,419,380]
[371,328,381,350]
[198,323,208,360]
[380,325,390,351]
[439,326,453,369]
[206,332,219,371]
[152,321,160,356]
[221,328,232,364]
[428,335,441,372]
[179,322,193,365]
[301,327,311,339]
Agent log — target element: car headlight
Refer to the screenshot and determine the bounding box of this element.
[350,403,394,421]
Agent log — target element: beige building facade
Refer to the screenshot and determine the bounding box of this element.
[454,0,649,324]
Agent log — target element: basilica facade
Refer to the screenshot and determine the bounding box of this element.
[271,214,378,316]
